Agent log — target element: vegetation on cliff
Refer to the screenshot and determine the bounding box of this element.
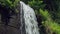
[0,0,60,34]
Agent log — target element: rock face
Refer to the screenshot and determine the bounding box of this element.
[0,1,22,34]
[0,9,21,34]
[0,24,21,34]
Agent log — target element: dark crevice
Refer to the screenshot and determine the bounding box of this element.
[0,5,11,25]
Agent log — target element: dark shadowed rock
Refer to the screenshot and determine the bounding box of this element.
[0,1,23,34]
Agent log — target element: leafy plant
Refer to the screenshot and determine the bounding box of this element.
[0,0,20,9]
[40,9,60,34]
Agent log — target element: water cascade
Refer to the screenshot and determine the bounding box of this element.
[20,1,39,34]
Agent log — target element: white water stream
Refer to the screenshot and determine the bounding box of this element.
[20,1,39,34]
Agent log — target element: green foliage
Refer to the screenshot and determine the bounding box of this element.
[39,9,51,20]
[46,0,60,24]
[28,0,46,10]
[40,9,60,34]
[42,19,60,34]
[0,0,20,9]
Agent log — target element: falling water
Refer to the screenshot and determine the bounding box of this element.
[20,1,39,34]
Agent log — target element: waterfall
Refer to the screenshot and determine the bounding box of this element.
[20,1,39,34]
